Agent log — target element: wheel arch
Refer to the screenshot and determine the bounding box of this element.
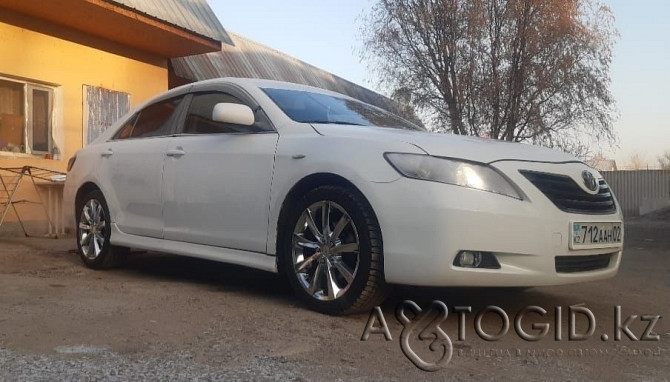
[274,172,381,270]
[74,182,102,218]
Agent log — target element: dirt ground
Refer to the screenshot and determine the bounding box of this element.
[0,221,668,381]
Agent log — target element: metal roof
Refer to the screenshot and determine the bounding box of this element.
[587,158,618,171]
[170,31,416,120]
[107,0,232,45]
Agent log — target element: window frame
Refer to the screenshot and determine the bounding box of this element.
[174,83,276,136]
[0,76,55,155]
[27,84,54,155]
[111,95,188,141]
[178,91,274,136]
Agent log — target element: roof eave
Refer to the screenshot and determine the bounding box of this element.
[0,0,222,58]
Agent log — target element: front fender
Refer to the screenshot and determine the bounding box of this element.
[265,133,424,255]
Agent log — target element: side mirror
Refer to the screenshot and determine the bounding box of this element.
[212,103,255,126]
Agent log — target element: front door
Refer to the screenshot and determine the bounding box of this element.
[163,91,278,253]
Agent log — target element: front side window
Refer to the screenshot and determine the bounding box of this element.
[0,78,54,154]
[183,92,273,134]
[262,87,424,131]
[114,97,183,140]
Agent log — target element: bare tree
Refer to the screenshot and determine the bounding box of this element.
[658,150,670,170]
[589,151,607,162]
[361,0,618,154]
[627,152,648,170]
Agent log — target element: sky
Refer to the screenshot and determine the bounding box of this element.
[209,0,670,167]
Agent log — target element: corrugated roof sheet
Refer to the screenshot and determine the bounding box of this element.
[170,31,417,121]
[107,0,232,44]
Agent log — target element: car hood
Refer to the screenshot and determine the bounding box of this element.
[311,124,578,164]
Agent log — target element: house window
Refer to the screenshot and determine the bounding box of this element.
[83,86,130,144]
[0,77,54,155]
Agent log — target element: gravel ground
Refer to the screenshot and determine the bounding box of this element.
[0,221,668,381]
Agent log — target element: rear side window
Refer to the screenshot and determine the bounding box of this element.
[183,92,273,134]
[114,97,183,139]
[131,97,183,138]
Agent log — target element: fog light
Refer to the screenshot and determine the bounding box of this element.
[456,251,482,268]
[454,251,501,269]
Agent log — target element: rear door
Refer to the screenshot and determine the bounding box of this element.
[97,95,186,238]
[162,89,278,253]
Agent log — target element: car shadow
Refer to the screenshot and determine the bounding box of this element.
[382,285,574,315]
[120,251,294,300]
[115,250,577,318]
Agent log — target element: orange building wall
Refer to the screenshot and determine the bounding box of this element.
[0,19,168,233]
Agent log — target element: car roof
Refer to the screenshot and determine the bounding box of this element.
[190,77,356,100]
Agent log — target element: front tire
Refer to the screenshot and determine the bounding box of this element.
[281,186,388,315]
[76,190,128,269]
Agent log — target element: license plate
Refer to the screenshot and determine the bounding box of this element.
[570,222,623,249]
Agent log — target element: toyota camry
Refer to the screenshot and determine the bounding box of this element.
[64,78,624,315]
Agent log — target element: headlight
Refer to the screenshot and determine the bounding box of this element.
[384,153,522,199]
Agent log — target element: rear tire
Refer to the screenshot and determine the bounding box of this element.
[76,190,129,269]
[281,186,388,315]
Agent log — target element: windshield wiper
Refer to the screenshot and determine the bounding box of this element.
[307,120,366,126]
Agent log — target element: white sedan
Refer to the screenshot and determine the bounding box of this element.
[64,78,624,315]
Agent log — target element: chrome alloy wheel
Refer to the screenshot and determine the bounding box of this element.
[78,199,106,260]
[292,201,360,301]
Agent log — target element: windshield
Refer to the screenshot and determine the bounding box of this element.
[262,88,424,131]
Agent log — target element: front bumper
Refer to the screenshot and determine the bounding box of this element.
[370,161,623,287]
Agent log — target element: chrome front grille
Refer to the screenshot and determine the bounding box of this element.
[520,170,616,214]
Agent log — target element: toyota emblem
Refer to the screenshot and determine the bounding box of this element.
[581,170,598,192]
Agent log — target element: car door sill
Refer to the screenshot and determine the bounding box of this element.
[110,223,277,273]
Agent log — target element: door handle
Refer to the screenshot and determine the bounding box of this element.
[166,148,186,158]
[100,149,113,157]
